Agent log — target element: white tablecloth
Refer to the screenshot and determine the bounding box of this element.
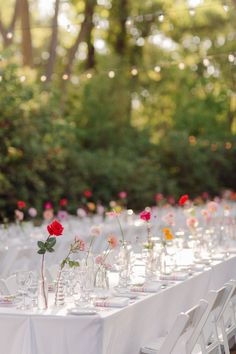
[1,255,236,354]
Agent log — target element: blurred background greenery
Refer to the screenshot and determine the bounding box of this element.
[0,0,236,218]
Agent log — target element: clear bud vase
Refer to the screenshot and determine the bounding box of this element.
[145,248,157,279]
[37,277,48,310]
[38,255,48,310]
[94,265,109,296]
[54,270,65,306]
[118,242,131,288]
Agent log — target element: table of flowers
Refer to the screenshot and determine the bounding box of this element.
[0,195,236,354]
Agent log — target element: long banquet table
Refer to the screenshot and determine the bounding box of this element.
[1,254,236,354]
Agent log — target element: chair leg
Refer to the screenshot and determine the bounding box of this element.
[220,319,230,354]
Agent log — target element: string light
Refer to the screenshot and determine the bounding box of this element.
[154,66,161,73]
[62,74,69,80]
[6,32,13,39]
[40,75,47,82]
[108,70,115,78]
[189,9,195,17]
[178,62,185,70]
[131,68,138,76]
[158,14,164,22]
[86,73,92,79]
[20,75,26,82]
[228,54,235,62]
[223,4,229,12]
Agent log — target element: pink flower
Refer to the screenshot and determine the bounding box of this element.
[43,209,54,221]
[202,192,209,200]
[77,208,87,218]
[95,255,105,265]
[28,207,37,218]
[118,191,127,199]
[44,201,53,210]
[168,196,176,205]
[97,204,105,215]
[90,225,102,237]
[106,211,119,217]
[186,217,198,229]
[140,210,151,222]
[15,209,24,221]
[107,235,118,248]
[207,201,218,213]
[74,237,85,251]
[162,212,175,226]
[57,210,69,221]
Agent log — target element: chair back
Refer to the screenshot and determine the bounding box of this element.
[160,300,208,354]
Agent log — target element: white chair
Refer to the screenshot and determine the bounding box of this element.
[141,299,208,354]
[194,283,234,354]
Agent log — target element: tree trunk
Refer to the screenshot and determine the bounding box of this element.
[0,0,20,47]
[45,0,61,82]
[64,0,96,78]
[19,0,33,67]
[114,0,128,55]
[85,30,95,70]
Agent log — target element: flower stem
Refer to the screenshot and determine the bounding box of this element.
[116,214,125,245]
[86,237,95,265]
[41,253,48,309]
[55,248,72,305]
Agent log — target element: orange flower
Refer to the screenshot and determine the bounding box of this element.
[107,235,118,248]
[87,202,96,211]
[163,228,173,241]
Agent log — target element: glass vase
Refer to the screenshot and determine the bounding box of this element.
[37,277,48,310]
[118,242,132,288]
[145,248,157,279]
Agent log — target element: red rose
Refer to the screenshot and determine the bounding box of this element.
[140,210,151,222]
[59,198,68,207]
[47,220,64,236]
[178,194,189,206]
[83,190,92,198]
[155,193,163,202]
[17,200,26,209]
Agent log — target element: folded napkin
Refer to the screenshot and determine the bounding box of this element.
[130,283,162,293]
[68,308,97,316]
[194,259,211,265]
[159,272,188,281]
[95,297,129,308]
[114,291,138,299]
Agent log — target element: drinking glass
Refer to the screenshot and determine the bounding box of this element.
[16,271,32,310]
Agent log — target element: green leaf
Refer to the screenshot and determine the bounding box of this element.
[47,237,56,247]
[47,247,55,253]
[37,241,45,249]
[37,249,46,255]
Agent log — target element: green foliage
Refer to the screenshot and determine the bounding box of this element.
[37,237,56,254]
[0,1,236,219]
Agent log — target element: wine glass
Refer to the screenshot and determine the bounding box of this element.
[16,271,32,310]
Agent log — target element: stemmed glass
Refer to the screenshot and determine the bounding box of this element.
[16,271,32,310]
